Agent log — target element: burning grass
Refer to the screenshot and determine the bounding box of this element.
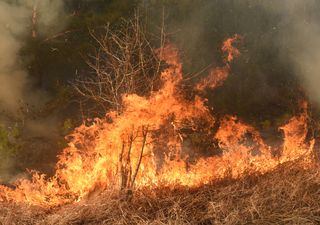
[1,161,320,225]
[0,35,318,224]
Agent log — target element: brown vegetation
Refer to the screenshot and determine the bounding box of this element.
[1,161,320,225]
[73,13,164,116]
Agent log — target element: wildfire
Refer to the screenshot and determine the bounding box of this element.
[0,36,315,208]
[195,34,241,91]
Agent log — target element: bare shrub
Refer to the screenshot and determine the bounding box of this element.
[73,12,164,116]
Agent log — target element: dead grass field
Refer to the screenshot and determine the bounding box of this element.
[1,161,320,225]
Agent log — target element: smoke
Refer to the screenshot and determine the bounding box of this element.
[0,0,66,183]
[144,0,320,121]
[257,0,320,105]
[0,2,28,113]
[0,0,66,114]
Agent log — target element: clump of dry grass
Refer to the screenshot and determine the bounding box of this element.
[1,162,320,225]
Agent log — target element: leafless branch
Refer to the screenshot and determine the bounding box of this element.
[73,12,165,117]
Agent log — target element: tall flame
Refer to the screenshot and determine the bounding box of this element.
[0,36,314,207]
[196,34,241,91]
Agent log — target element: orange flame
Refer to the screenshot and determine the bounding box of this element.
[0,36,314,208]
[196,34,241,91]
[222,34,241,63]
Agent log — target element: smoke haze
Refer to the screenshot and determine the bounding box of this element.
[264,0,320,106]
[0,0,66,183]
[144,0,320,121]
[272,0,320,106]
[0,0,66,114]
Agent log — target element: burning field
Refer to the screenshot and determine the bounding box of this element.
[0,33,319,224]
[2,162,320,224]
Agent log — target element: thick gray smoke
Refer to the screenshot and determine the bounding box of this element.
[144,0,320,119]
[0,2,28,113]
[0,0,66,114]
[258,0,320,105]
[0,0,66,183]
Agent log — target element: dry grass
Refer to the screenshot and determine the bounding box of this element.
[1,162,320,225]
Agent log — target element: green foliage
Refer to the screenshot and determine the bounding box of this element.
[275,113,293,127]
[0,125,19,158]
[62,118,74,136]
[57,118,76,149]
[39,83,73,117]
[261,120,271,130]
[0,125,20,182]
